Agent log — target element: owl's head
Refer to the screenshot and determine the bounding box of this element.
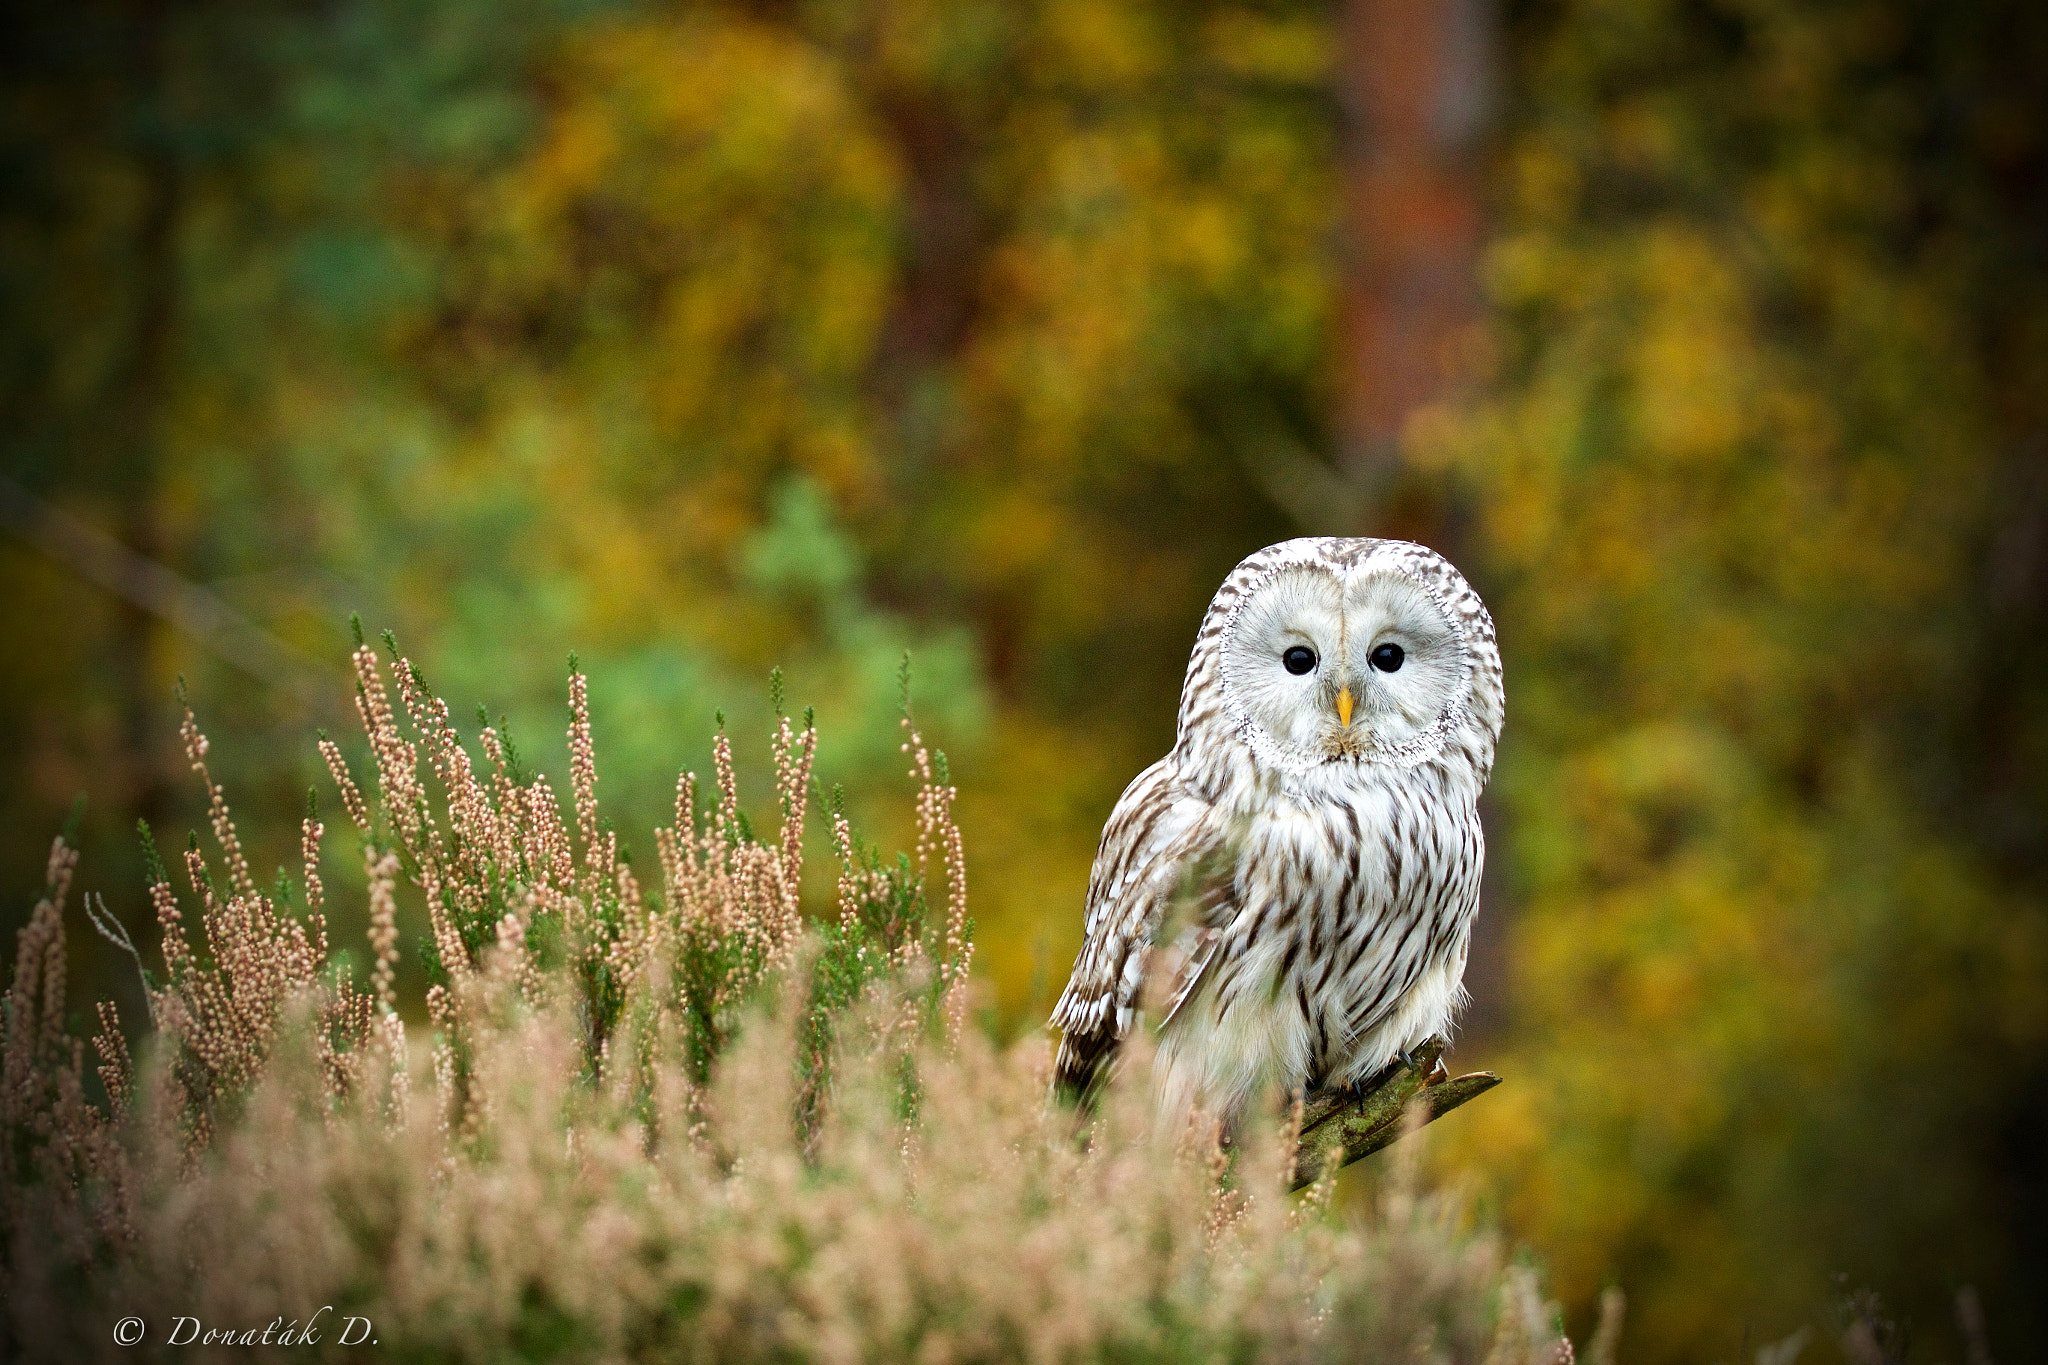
[1181,538,1503,782]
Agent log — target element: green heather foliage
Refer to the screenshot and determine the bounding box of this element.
[1,654,1577,1363]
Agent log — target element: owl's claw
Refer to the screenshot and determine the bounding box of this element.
[1310,1049,1430,1118]
[1338,1049,1425,1107]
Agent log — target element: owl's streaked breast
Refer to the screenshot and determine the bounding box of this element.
[1155,761,1484,1119]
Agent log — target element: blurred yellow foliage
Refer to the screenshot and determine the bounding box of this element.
[1420,0,2048,1356]
[2,0,2044,1360]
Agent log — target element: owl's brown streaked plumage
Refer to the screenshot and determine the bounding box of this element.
[1049,537,1505,1123]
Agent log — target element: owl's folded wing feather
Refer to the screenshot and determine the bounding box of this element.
[1050,759,1232,1095]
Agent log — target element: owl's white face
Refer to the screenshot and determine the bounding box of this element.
[1217,559,1473,771]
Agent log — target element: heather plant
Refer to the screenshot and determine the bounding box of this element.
[2,644,1577,1363]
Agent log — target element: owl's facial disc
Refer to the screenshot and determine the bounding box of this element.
[1340,569,1469,761]
[1218,559,1471,770]
[1217,565,1346,765]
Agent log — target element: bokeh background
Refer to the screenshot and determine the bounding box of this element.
[3,0,2044,1359]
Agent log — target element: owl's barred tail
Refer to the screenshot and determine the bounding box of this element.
[1051,1028,1117,1103]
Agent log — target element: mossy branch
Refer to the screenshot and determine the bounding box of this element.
[1290,1038,1500,1191]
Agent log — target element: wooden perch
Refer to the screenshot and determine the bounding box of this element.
[1290,1038,1500,1191]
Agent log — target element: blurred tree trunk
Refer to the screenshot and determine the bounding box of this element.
[107,0,180,824]
[1338,0,1510,1035]
[1337,0,1491,518]
[0,0,184,873]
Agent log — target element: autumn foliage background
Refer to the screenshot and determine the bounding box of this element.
[2,0,2045,1360]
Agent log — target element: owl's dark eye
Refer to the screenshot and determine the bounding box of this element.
[1370,642,1405,672]
[1282,645,1318,676]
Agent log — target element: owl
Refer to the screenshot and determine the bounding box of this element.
[1050,537,1504,1124]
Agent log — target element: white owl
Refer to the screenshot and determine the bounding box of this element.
[1050,537,1504,1124]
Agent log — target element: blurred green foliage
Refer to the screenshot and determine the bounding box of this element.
[0,0,1319,1020]
[2,0,2044,1361]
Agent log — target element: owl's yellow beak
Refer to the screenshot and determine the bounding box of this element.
[1336,686,1354,729]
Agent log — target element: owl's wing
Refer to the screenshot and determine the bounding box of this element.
[1050,759,1232,1095]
